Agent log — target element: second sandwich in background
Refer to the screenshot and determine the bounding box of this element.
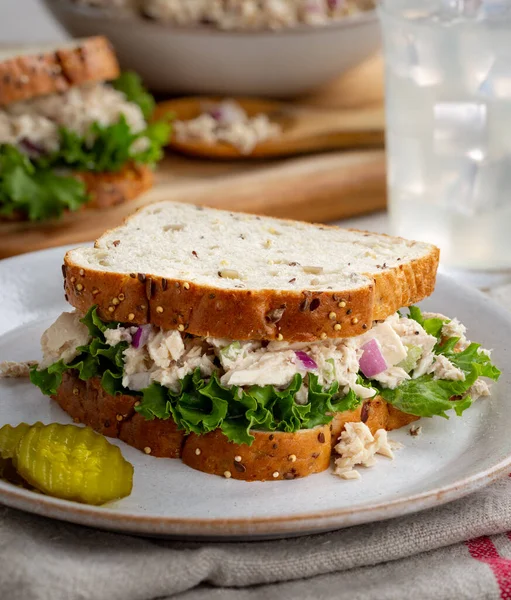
[0,36,170,221]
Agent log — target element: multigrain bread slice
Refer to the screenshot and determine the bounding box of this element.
[53,372,416,479]
[181,427,332,481]
[76,163,153,210]
[53,372,185,458]
[64,201,440,341]
[0,37,120,106]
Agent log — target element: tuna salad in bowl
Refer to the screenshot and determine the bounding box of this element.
[66,0,376,29]
[43,0,380,96]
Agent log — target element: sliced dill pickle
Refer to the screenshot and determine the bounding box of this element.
[0,456,32,488]
[0,422,43,460]
[14,424,134,505]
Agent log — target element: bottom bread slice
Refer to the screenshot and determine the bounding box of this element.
[1,164,153,222]
[52,371,419,479]
[76,163,153,210]
[53,372,184,458]
[182,427,332,481]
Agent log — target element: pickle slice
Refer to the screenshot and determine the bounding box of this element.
[0,422,42,460]
[0,457,32,489]
[14,424,134,505]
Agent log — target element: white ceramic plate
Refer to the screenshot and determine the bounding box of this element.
[0,246,510,540]
[42,0,381,97]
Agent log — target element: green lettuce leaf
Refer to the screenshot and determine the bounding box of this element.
[38,115,170,174]
[379,370,477,419]
[80,305,119,338]
[372,309,500,420]
[0,145,88,221]
[380,341,500,419]
[135,371,362,445]
[112,71,155,120]
[30,306,127,396]
[137,383,171,420]
[29,359,69,397]
[441,342,501,381]
[408,306,446,339]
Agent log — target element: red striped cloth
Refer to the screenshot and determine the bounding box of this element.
[467,536,511,599]
[465,475,511,600]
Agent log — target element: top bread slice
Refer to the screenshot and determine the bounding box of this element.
[63,202,440,341]
[0,37,120,106]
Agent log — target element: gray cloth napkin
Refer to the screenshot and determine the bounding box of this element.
[2,287,511,600]
[2,475,511,600]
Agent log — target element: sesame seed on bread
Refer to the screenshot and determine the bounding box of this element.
[63,201,440,342]
[181,427,332,481]
[0,37,120,106]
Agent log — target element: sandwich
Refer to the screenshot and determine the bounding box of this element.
[29,202,500,481]
[0,37,170,221]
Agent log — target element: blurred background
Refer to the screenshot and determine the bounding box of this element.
[2,0,66,43]
[0,0,388,261]
[2,0,510,289]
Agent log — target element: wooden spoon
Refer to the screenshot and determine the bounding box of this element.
[153,97,384,159]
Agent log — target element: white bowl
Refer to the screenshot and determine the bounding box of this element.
[42,0,381,97]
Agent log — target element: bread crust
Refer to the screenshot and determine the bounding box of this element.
[182,427,332,481]
[52,372,185,458]
[53,372,418,480]
[76,163,153,210]
[63,219,439,341]
[0,37,120,106]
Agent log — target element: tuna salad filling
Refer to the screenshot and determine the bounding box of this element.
[0,72,171,221]
[75,0,376,30]
[31,305,500,446]
[0,82,146,155]
[174,99,282,155]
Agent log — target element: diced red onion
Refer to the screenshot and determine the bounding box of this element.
[295,351,318,370]
[206,101,246,125]
[305,0,324,13]
[359,339,387,378]
[208,108,224,121]
[19,138,44,157]
[132,325,152,349]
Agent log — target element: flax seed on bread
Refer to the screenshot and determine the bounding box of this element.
[0,37,120,106]
[63,201,439,341]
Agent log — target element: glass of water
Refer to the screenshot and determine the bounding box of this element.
[379,0,511,285]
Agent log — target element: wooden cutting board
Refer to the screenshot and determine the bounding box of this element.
[0,55,385,259]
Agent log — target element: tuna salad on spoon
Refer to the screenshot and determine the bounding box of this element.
[25,202,500,482]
